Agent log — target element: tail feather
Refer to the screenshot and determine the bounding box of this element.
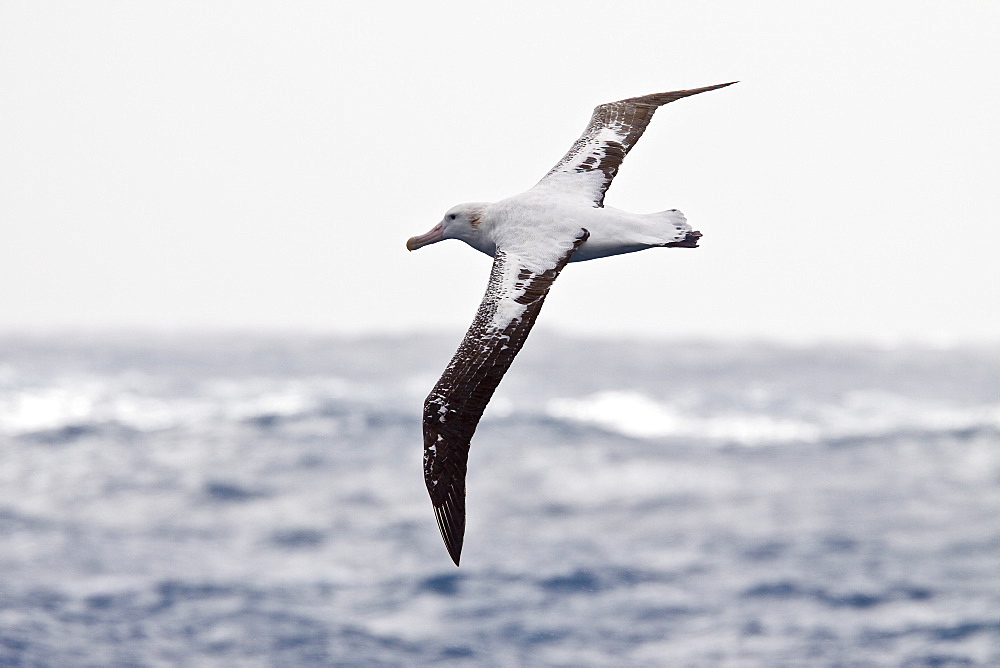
[664,230,702,248]
[651,209,701,247]
[654,208,695,244]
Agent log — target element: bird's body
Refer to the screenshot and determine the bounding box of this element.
[407,82,736,565]
[446,192,694,264]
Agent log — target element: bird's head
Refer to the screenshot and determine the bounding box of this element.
[406,203,492,253]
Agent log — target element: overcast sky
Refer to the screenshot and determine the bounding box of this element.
[2,1,998,343]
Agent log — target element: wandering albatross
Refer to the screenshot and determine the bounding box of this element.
[407,82,737,565]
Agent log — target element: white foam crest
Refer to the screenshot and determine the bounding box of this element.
[815,389,1000,438]
[0,374,353,435]
[547,391,818,443]
[547,390,1000,445]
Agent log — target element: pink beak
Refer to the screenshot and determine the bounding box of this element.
[406,222,445,251]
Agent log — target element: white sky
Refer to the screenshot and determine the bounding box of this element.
[2,1,998,343]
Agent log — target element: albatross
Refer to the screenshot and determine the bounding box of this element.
[407,82,737,565]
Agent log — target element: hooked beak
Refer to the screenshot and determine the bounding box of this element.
[406,222,445,251]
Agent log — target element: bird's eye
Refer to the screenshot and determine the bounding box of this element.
[448,214,457,221]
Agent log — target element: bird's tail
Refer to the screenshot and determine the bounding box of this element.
[649,209,701,248]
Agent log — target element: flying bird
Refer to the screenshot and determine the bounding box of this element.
[407,82,737,565]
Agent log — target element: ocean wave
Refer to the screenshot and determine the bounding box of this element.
[5,373,1000,449]
[0,374,360,436]
[3,337,1000,449]
[546,389,1000,445]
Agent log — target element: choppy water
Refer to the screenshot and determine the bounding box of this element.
[1,332,998,666]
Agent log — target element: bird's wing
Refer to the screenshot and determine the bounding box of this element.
[533,82,737,207]
[423,229,590,566]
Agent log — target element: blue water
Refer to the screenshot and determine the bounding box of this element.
[1,333,998,665]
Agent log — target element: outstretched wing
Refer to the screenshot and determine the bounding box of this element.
[423,230,589,566]
[535,81,737,207]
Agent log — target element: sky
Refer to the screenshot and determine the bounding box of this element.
[2,1,998,343]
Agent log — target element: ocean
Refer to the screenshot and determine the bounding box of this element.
[1,332,998,666]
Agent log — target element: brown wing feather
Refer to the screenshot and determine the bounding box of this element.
[538,81,738,207]
[423,230,590,566]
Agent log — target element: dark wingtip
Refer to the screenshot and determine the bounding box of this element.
[702,80,738,90]
[433,499,464,567]
[678,81,739,97]
[621,81,739,108]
